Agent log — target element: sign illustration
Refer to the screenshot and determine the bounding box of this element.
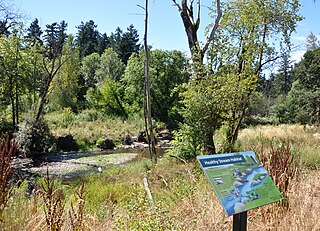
[197,151,283,216]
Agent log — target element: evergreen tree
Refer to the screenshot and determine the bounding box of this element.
[109,25,140,64]
[273,52,294,95]
[306,32,319,51]
[25,18,43,46]
[76,20,100,59]
[97,32,109,55]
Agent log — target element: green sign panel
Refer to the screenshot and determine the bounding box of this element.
[197,151,283,216]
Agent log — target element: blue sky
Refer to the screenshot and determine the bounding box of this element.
[16,0,320,67]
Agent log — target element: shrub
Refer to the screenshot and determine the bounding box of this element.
[15,117,54,157]
[258,141,300,205]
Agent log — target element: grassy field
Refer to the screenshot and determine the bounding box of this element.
[1,124,320,230]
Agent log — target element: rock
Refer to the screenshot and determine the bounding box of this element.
[123,133,133,145]
[234,202,246,213]
[137,131,148,143]
[97,138,116,150]
[157,129,173,141]
[57,134,79,152]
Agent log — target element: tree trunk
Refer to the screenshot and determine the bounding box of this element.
[203,129,216,154]
[140,0,157,164]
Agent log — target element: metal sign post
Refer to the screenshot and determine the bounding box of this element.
[233,211,247,231]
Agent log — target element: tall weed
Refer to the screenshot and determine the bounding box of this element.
[0,135,15,222]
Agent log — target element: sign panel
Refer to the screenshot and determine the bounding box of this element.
[197,151,283,216]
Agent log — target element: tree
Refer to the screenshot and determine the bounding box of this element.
[25,19,44,106]
[25,18,43,46]
[97,32,109,55]
[84,48,126,117]
[80,52,100,89]
[123,49,188,126]
[0,0,23,36]
[306,32,319,51]
[95,48,125,83]
[210,0,301,151]
[273,52,294,95]
[36,21,68,121]
[177,0,302,153]
[0,30,33,128]
[76,20,100,60]
[109,25,140,64]
[291,47,320,124]
[172,0,221,153]
[173,0,222,73]
[48,35,80,111]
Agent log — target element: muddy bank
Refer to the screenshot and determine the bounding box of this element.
[12,147,168,181]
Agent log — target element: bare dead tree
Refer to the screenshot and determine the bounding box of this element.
[138,0,157,164]
[172,0,221,67]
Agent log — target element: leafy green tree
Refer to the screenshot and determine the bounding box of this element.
[80,52,100,89]
[86,79,127,117]
[48,35,80,111]
[84,48,126,117]
[123,49,188,126]
[97,32,109,55]
[25,19,44,106]
[211,0,301,151]
[0,30,33,128]
[290,47,320,124]
[95,48,125,83]
[272,52,294,96]
[178,0,302,153]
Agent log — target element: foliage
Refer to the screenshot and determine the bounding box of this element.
[109,25,140,64]
[15,116,54,156]
[123,49,189,126]
[76,20,101,60]
[0,30,34,128]
[273,47,320,125]
[177,0,302,154]
[80,52,100,88]
[95,47,125,83]
[48,35,80,112]
[86,79,127,118]
[38,171,65,231]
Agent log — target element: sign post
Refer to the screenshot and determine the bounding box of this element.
[233,211,247,231]
[197,151,283,230]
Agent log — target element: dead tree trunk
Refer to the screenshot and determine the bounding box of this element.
[139,0,157,164]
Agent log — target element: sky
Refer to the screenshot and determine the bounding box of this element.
[15,0,320,72]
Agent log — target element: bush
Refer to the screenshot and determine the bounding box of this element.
[15,117,54,157]
[45,108,76,128]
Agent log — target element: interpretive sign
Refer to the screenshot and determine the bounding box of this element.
[197,151,283,216]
